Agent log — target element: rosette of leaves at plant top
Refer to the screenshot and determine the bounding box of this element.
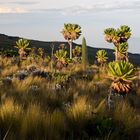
[72,46,82,57]
[38,48,45,58]
[96,50,108,65]
[119,25,131,42]
[71,46,82,64]
[72,57,82,64]
[62,23,82,41]
[104,28,116,43]
[15,39,31,59]
[15,38,30,50]
[108,61,136,94]
[104,25,131,45]
[112,29,122,45]
[66,58,73,64]
[116,42,128,60]
[61,23,82,59]
[54,49,68,69]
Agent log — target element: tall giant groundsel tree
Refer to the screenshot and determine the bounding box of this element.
[61,23,82,59]
[104,25,131,62]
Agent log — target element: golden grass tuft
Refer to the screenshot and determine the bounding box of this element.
[1,65,19,77]
[67,96,91,127]
[114,101,140,131]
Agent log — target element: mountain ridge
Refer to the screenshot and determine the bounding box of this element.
[0,33,140,66]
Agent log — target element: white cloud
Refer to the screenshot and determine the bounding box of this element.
[0,6,28,13]
[0,0,140,14]
[35,0,140,10]
[10,1,39,5]
[32,0,140,15]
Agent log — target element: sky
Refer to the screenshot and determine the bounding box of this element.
[0,0,140,13]
[0,0,140,53]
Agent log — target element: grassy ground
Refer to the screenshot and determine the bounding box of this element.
[0,56,140,140]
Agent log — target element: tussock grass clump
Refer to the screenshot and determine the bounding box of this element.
[0,57,14,68]
[66,97,92,139]
[67,97,91,124]
[0,100,65,140]
[44,110,65,140]
[0,98,23,139]
[113,101,140,132]
[0,65,19,77]
[20,104,43,139]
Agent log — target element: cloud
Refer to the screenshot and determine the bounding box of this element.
[32,0,140,15]
[10,1,39,5]
[93,0,140,10]
[0,0,140,14]
[65,0,140,12]
[0,6,28,13]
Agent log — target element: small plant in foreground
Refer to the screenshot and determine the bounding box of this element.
[108,61,135,94]
[54,49,68,70]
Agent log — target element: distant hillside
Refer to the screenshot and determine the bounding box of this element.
[0,33,140,66]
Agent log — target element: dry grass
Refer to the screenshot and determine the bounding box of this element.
[114,101,140,131]
[0,57,140,140]
[0,65,19,77]
[67,96,91,124]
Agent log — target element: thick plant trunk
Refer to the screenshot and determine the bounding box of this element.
[68,41,72,59]
[115,47,118,61]
[51,45,54,72]
[19,49,26,60]
[126,52,129,62]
